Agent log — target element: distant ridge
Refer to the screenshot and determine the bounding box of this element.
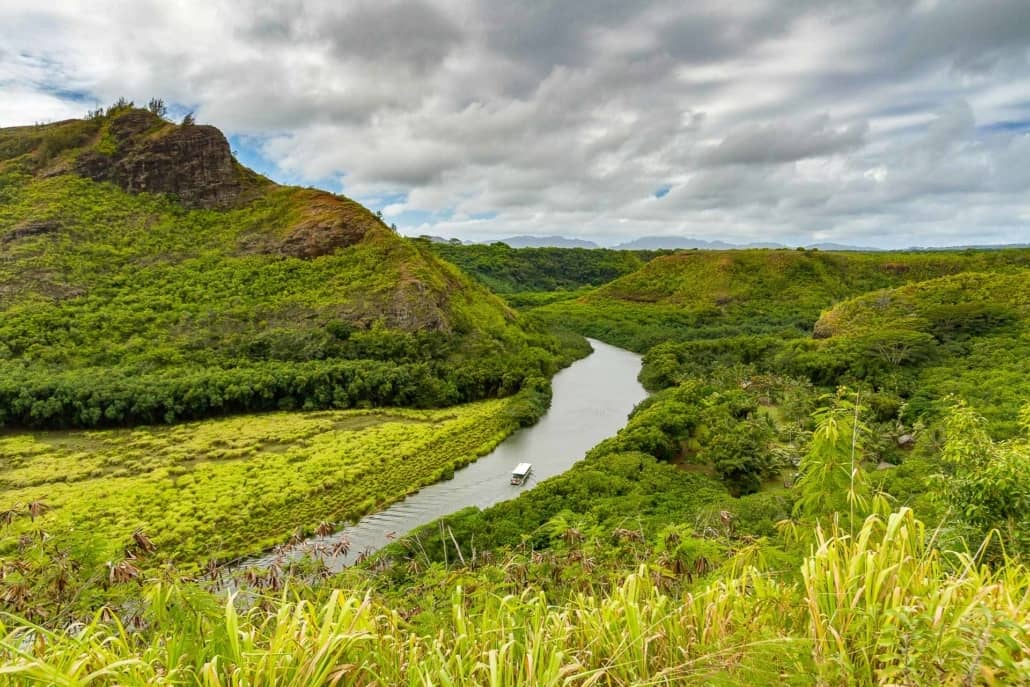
[805,242,882,252]
[613,236,788,250]
[907,242,1030,251]
[468,234,883,251]
[442,233,1027,253]
[488,235,600,249]
[614,236,885,251]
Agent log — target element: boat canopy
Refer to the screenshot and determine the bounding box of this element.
[512,462,532,476]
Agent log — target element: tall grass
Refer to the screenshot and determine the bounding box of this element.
[803,508,1029,685]
[2,508,1025,685]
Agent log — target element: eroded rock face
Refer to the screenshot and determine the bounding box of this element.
[385,279,451,332]
[278,192,379,259]
[278,213,370,259]
[239,192,376,259]
[115,125,243,209]
[75,111,245,209]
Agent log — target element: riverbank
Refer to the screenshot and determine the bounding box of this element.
[238,338,646,572]
[0,391,540,573]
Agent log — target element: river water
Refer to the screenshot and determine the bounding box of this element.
[243,338,647,572]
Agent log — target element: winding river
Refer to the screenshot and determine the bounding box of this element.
[244,338,647,572]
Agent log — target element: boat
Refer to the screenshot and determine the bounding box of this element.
[510,462,532,485]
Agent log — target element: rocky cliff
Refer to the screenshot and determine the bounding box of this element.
[72,110,259,209]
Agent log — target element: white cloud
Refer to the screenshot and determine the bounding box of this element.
[0,85,85,125]
[1,0,1029,247]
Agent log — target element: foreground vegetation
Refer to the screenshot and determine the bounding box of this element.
[3,416,1027,684]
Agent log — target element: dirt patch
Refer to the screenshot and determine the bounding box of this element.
[281,193,382,258]
[1,219,61,244]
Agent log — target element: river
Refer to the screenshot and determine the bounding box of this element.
[242,338,647,572]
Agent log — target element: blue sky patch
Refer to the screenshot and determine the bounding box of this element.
[979,120,1030,134]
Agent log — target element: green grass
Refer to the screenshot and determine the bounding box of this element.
[1,507,1026,686]
[0,395,529,569]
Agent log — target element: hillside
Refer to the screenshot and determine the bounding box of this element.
[424,240,661,297]
[532,248,1030,350]
[800,271,1030,435]
[811,271,1030,339]
[0,107,579,429]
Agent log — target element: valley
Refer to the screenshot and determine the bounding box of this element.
[0,108,1028,686]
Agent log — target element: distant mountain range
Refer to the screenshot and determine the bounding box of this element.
[489,235,601,249]
[415,233,1029,252]
[485,235,883,251]
[415,234,601,248]
[484,235,884,251]
[613,236,792,250]
[910,243,1029,251]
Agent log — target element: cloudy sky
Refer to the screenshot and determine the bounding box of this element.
[2,1,1030,247]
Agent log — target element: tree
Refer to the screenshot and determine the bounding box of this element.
[793,390,870,523]
[706,417,774,496]
[105,98,133,117]
[868,330,935,367]
[934,400,1030,558]
[147,98,167,118]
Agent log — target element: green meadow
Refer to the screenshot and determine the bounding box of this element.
[0,396,525,569]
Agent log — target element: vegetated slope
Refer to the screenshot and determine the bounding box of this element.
[799,270,1030,436]
[0,107,582,429]
[811,270,1029,339]
[641,269,1029,434]
[424,240,663,301]
[533,248,1030,350]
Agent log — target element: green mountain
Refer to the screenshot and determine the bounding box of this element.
[0,107,576,429]
[532,248,1030,350]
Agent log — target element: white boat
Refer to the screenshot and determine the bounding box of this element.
[510,462,532,485]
